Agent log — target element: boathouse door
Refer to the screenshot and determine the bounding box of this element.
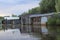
[31,17,41,33]
[41,17,47,26]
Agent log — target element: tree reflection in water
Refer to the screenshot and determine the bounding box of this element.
[42,26,60,40]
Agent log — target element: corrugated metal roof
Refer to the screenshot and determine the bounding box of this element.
[4,17,19,20]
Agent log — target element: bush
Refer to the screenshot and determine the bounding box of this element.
[47,14,60,26]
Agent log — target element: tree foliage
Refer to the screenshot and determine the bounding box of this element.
[28,7,40,14]
[40,0,56,13]
[21,0,57,15]
[55,0,60,12]
[48,14,60,26]
[0,17,4,20]
[21,7,40,15]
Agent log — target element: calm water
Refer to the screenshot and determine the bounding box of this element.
[0,29,41,40]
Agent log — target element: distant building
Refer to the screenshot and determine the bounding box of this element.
[2,17,20,29]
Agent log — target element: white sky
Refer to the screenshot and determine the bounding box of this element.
[0,0,40,16]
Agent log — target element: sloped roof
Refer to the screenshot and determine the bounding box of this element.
[19,13,54,17]
[29,13,54,17]
[4,17,19,20]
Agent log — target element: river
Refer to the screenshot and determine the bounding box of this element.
[0,29,41,40]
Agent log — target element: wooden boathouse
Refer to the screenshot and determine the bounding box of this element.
[19,13,54,33]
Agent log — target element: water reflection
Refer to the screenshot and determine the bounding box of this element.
[41,26,48,34]
[0,29,41,40]
[41,26,60,40]
[0,26,60,40]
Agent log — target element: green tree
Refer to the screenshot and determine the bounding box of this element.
[47,14,60,40]
[40,0,56,13]
[47,14,60,26]
[28,7,40,14]
[21,7,40,16]
[48,17,56,25]
[0,17,4,30]
[55,0,60,12]
[0,17,4,19]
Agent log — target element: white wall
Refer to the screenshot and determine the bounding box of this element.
[41,17,47,24]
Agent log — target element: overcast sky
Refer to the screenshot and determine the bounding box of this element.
[0,0,40,16]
